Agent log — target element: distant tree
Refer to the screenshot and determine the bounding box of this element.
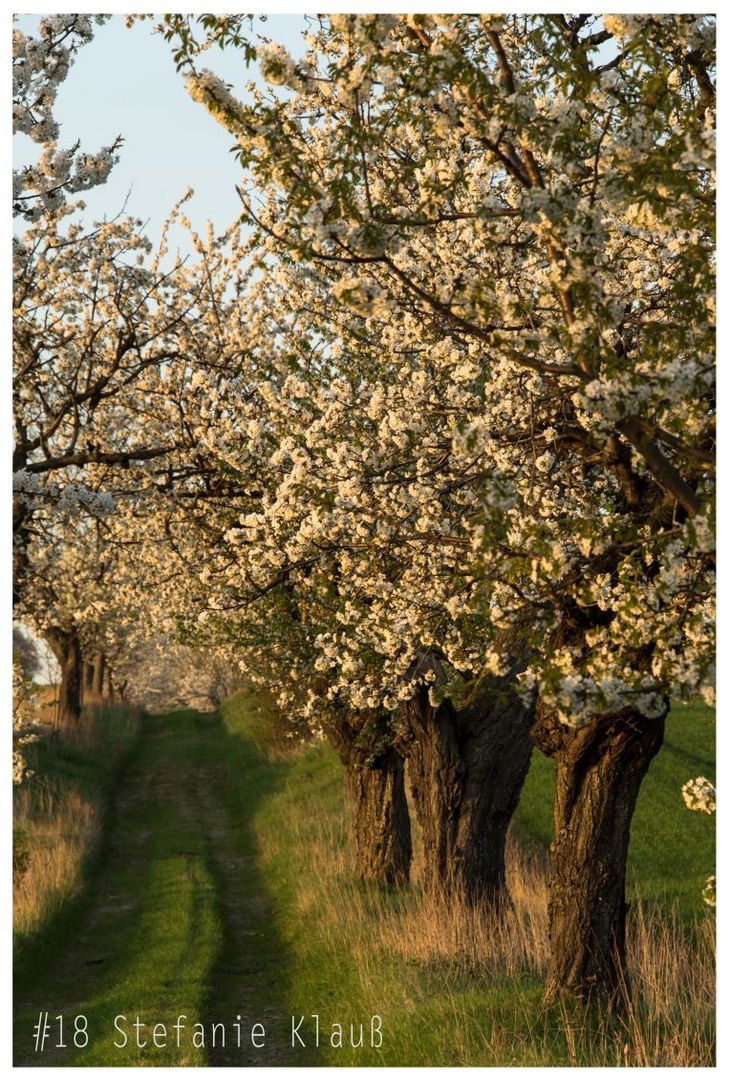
[12,625,40,684]
[12,628,42,785]
[116,636,244,714]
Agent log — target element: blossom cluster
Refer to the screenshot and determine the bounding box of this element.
[13,15,121,219]
[681,776,716,908]
[681,776,716,816]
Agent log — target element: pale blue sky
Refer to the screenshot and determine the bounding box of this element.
[14,14,309,240]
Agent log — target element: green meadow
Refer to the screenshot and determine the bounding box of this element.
[14,693,715,1066]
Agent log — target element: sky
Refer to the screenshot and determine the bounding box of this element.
[14,14,309,241]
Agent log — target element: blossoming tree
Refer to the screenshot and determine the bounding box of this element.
[167,12,715,1004]
[12,191,226,607]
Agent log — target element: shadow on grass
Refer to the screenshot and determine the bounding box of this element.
[13,709,307,1067]
[193,709,306,1066]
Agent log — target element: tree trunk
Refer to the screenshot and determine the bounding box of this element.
[46,626,83,727]
[12,495,31,608]
[533,703,667,1006]
[91,651,106,699]
[327,708,412,887]
[397,665,534,905]
[105,667,115,701]
[343,748,412,886]
[83,659,95,702]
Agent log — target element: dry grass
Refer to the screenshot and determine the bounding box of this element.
[621,902,716,1066]
[259,792,715,1066]
[13,710,140,946]
[14,785,99,939]
[377,829,550,980]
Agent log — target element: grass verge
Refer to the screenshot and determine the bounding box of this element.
[217,690,715,1066]
[14,707,141,994]
[14,693,714,1066]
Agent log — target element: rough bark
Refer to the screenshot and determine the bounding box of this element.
[327,709,412,887]
[533,702,667,1006]
[343,748,412,886]
[46,626,83,727]
[397,660,534,905]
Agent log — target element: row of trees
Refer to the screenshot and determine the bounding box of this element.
[13,17,245,722]
[13,14,714,1009]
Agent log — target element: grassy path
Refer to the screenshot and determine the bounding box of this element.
[14,694,715,1066]
[14,710,299,1067]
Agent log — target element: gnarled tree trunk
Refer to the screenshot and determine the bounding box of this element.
[533,702,667,1006]
[327,709,412,887]
[46,625,83,727]
[397,662,534,906]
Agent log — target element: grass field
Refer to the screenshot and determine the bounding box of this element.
[13,694,715,1066]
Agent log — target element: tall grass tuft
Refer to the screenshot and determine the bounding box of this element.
[13,709,141,954]
[14,785,98,939]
